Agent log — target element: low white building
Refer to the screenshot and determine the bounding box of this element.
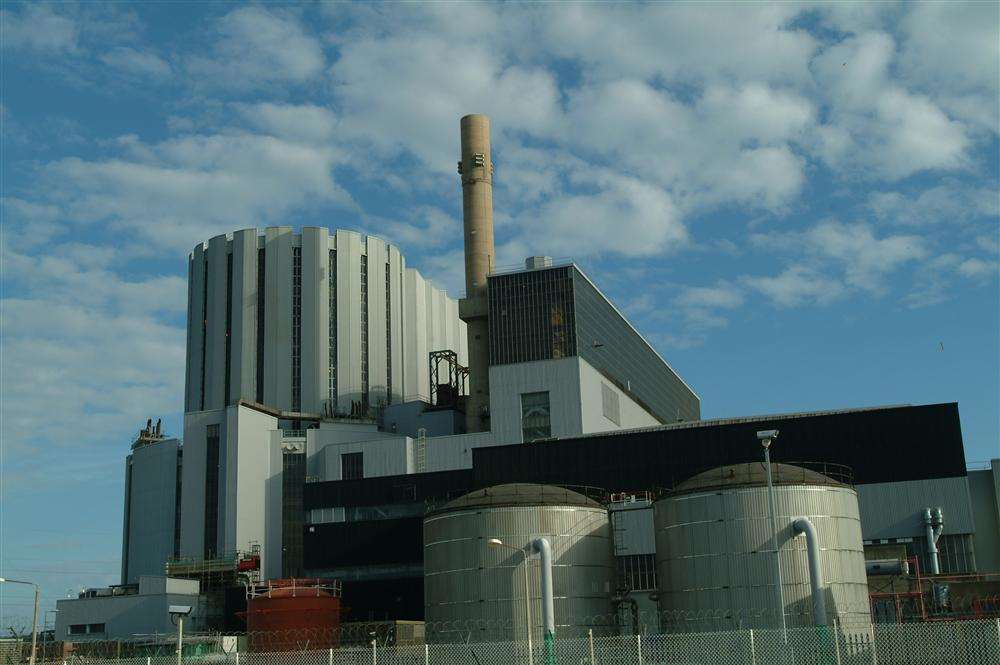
[55,577,202,642]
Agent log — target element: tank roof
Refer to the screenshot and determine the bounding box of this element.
[433,483,604,513]
[672,463,848,494]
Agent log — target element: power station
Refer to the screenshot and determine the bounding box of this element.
[55,115,1000,648]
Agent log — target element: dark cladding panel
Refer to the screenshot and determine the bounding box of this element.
[471,403,967,490]
[304,518,423,569]
[305,469,475,510]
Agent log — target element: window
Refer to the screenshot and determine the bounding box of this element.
[521,391,551,441]
[224,251,233,405]
[200,258,208,410]
[256,247,265,403]
[360,254,369,411]
[203,424,220,558]
[69,624,87,635]
[291,247,302,412]
[342,452,363,480]
[88,624,106,634]
[617,554,657,591]
[328,249,337,412]
[385,262,392,405]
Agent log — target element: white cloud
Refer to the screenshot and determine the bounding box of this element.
[868,182,999,226]
[898,2,1000,133]
[743,264,846,307]
[957,258,998,280]
[42,131,353,250]
[99,46,172,79]
[513,171,686,258]
[187,6,325,91]
[805,221,927,291]
[1,4,78,54]
[675,282,744,310]
[235,103,338,144]
[812,31,973,179]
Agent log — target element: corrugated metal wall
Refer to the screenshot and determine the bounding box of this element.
[654,484,871,630]
[423,504,614,643]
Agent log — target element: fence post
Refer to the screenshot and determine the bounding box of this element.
[371,639,377,665]
[869,623,878,665]
[636,634,643,665]
[588,628,595,665]
[147,657,152,665]
[235,651,239,665]
[832,620,841,665]
[749,629,757,665]
[424,643,429,665]
[328,648,333,665]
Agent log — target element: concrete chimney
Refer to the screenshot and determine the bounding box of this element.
[457,114,495,433]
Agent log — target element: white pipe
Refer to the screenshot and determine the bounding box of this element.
[923,508,944,575]
[793,517,827,626]
[530,537,555,663]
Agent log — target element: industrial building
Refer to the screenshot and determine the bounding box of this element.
[68,114,997,644]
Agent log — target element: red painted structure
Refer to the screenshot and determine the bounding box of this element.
[244,578,342,652]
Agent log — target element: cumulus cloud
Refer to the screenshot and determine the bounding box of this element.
[868,182,999,226]
[1,4,79,54]
[41,130,354,250]
[187,6,325,91]
[812,32,972,179]
[743,264,846,307]
[99,46,172,79]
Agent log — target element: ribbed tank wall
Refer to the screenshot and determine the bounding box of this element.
[653,485,871,631]
[424,505,614,643]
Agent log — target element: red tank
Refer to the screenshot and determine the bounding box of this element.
[245,579,342,652]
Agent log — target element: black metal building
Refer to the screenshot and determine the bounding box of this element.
[303,402,967,621]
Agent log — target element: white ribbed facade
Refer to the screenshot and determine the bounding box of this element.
[184,227,466,415]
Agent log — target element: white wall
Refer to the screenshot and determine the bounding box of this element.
[488,357,585,444]
[225,405,279,573]
[578,359,660,433]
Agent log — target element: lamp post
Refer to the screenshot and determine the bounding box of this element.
[756,430,787,643]
[0,577,40,665]
[487,539,533,662]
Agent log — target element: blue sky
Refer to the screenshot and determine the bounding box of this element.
[1,2,997,627]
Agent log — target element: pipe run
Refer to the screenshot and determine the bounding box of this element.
[923,508,944,575]
[530,538,555,665]
[792,517,827,626]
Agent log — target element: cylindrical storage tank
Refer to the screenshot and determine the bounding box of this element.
[245,579,342,651]
[424,484,614,643]
[654,464,872,631]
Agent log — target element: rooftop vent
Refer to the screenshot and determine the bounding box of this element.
[525,256,553,270]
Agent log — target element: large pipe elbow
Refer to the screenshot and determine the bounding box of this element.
[530,537,555,637]
[793,517,828,626]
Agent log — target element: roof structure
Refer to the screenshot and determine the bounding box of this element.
[672,462,847,494]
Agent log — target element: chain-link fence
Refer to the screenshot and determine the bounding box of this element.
[27,619,1000,665]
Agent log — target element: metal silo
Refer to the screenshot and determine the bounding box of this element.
[423,484,614,644]
[653,463,872,631]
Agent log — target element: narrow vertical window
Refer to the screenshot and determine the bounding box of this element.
[328,249,337,413]
[256,247,265,403]
[385,261,392,405]
[291,247,302,412]
[173,450,183,557]
[224,251,233,405]
[360,254,369,412]
[200,258,208,410]
[203,424,220,558]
